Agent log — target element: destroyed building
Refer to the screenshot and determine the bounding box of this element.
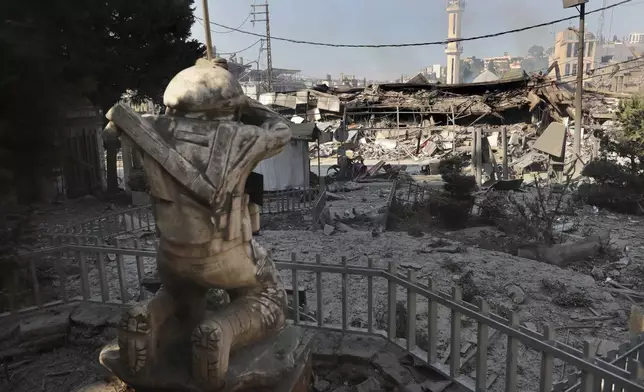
[259,73,622,181]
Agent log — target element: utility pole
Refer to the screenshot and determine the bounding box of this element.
[563,0,588,160]
[574,3,586,158]
[202,0,214,60]
[251,1,273,92]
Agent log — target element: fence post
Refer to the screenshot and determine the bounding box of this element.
[54,236,68,303]
[450,286,462,378]
[427,278,438,364]
[475,300,490,392]
[135,239,145,300]
[406,267,418,351]
[77,237,90,300]
[505,312,519,392]
[96,238,109,302]
[315,254,323,326]
[115,238,128,304]
[580,341,595,392]
[475,128,483,186]
[367,258,374,334]
[502,127,509,180]
[292,253,299,325]
[471,128,477,183]
[387,261,398,341]
[341,256,348,331]
[539,324,555,392]
[29,258,42,308]
[627,357,644,390]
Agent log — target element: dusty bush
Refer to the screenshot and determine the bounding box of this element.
[578,159,644,214]
[457,271,483,303]
[577,183,643,214]
[127,169,150,192]
[478,177,573,247]
[541,278,592,308]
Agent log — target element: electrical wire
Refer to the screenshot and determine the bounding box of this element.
[210,12,251,34]
[194,0,634,48]
[217,39,262,55]
[530,56,644,89]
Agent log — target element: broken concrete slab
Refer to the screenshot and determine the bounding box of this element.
[336,335,388,364]
[517,231,609,266]
[70,304,122,328]
[70,380,127,392]
[533,122,566,158]
[19,307,73,341]
[324,224,336,236]
[326,191,348,201]
[314,379,331,392]
[336,223,357,233]
[355,376,383,392]
[403,380,453,392]
[507,284,526,304]
[372,350,415,386]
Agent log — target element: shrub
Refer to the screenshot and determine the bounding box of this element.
[127,169,149,192]
[579,159,644,214]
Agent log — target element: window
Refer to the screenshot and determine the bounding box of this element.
[566,43,573,58]
[573,43,579,57]
[585,63,591,73]
[572,64,578,76]
[587,42,594,57]
[451,59,455,83]
[452,14,456,35]
[565,63,571,75]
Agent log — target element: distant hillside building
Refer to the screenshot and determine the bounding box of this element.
[628,32,644,44]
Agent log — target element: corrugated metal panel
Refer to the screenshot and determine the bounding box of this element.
[253,140,310,191]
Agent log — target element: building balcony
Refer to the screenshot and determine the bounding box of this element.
[445,42,463,54]
[447,0,464,11]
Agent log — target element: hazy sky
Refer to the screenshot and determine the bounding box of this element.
[190,0,644,80]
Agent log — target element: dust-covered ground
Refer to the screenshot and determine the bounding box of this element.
[256,229,631,392]
[5,182,644,392]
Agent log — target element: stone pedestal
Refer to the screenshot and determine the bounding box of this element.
[99,326,313,392]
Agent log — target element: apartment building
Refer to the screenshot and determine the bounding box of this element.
[548,29,597,78]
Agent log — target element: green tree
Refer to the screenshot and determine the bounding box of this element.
[461,62,473,83]
[1,0,205,195]
[601,96,644,175]
[528,45,545,58]
[487,61,497,75]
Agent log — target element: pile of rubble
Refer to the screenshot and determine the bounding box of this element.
[308,87,624,180]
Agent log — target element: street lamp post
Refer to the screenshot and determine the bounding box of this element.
[202,0,214,60]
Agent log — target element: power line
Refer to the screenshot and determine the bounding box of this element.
[195,0,634,48]
[210,12,251,34]
[530,56,644,89]
[217,39,262,55]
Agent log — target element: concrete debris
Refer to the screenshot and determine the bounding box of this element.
[299,74,625,182]
[506,284,526,304]
[355,377,382,392]
[315,379,332,392]
[517,231,609,266]
[323,224,336,236]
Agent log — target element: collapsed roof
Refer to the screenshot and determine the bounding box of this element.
[259,74,612,125]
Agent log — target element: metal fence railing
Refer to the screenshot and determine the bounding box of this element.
[394,180,435,206]
[46,187,322,240]
[2,243,643,392]
[49,206,156,239]
[259,186,321,215]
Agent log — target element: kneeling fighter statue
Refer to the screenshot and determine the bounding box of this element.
[100,58,293,391]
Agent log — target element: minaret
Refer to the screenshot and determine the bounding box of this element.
[446,0,464,84]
